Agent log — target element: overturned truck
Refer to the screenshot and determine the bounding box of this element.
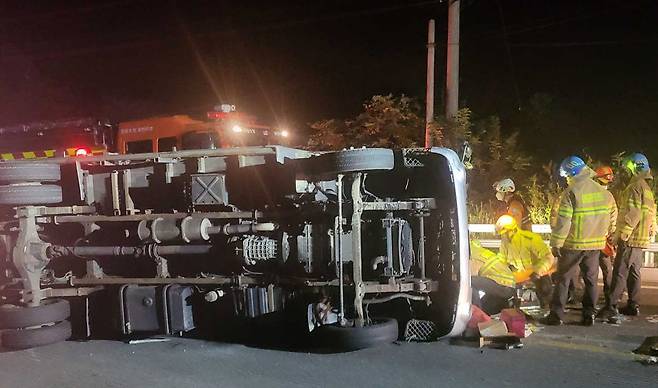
[0,146,470,350]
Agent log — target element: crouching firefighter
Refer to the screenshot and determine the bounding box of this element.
[469,240,516,315]
[598,153,656,322]
[541,156,617,326]
[495,215,555,308]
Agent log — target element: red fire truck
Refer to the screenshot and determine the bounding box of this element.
[117,105,289,154]
[0,118,114,161]
[0,105,288,160]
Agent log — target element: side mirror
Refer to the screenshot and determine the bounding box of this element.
[461,141,473,170]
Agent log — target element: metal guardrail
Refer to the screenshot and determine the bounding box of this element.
[468,224,658,252]
[469,224,551,234]
[469,224,658,270]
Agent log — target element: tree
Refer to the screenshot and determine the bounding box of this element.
[432,107,473,149]
[308,95,533,224]
[307,94,424,149]
[512,92,584,162]
[434,108,532,207]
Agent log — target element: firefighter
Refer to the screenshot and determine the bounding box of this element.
[495,215,555,308]
[598,153,656,321]
[493,178,532,230]
[541,156,617,326]
[550,164,576,303]
[549,187,581,305]
[594,165,618,307]
[470,239,516,315]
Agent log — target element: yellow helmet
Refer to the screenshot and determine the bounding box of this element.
[495,215,517,235]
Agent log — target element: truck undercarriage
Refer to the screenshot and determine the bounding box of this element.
[0,146,470,350]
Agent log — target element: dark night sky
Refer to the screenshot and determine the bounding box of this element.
[1,0,657,158]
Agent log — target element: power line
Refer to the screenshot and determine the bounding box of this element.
[494,0,522,111]
[0,0,445,61]
[0,1,143,24]
[510,37,658,48]
[503,2,640,37]
[469,1,640,40]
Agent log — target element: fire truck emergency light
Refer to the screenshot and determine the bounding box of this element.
[75,148,90,156]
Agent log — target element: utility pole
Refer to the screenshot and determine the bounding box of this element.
[424,19,435,148]
[445,0,460,119]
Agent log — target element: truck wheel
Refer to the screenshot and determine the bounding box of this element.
[0,163,61,183]
[312,318,398,351]
[0,299,71,330]
[1,320,72,350]
[0,184,62,205]
[301,149,395,177]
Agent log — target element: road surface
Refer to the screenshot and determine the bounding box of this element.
[1,292,657,388]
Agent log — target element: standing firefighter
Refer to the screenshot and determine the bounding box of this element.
[493,178,532,230]
[541,156,617,326]
[599,153,656,321]
[495,215,555,308]
[594,165,618,307]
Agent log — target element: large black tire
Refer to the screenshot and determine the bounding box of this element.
[312,318,398,351]
[0,299,71,330]
[301,149,395,177]
[1,320,71,350]
[0,184,62,205]
[0,163,61,183]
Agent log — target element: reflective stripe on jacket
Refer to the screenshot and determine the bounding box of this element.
[469,241,515,288]
[500,229,555,276]
[550,169,616,250]
[616,171,656,248]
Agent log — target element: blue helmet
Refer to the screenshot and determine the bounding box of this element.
[559,156,586,177]
[624,153,650,174]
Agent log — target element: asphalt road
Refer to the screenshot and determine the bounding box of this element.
[1,294,657,388]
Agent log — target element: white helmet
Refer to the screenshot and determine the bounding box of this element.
[493,178,515,193]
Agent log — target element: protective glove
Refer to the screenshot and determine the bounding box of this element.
[603,236,617,258]
[551,247,561,259]
[620,231,631,243]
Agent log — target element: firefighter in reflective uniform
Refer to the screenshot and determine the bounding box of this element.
[599,153,656,321]
[495,215,555,308]
[594,165,618,307]
[550,188,582,304]
[493,178,532,230]
[469,240,516,315]
[541,156,617,326]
